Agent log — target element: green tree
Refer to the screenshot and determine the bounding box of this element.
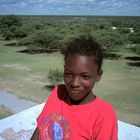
[19,29,63,52]
[14,23,35,42]
[92,30,126,53]
[128,32,140,44]
[0,15,22,40]
[111,20,122,27]
[129,44,140,54]
[2,27,15,40]
[0,15,21,28]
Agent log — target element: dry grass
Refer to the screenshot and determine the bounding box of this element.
[94,59,140,126]
[0,105,14,119]
[0,40,140,126]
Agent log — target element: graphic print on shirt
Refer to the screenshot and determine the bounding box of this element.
[40,113,70,140]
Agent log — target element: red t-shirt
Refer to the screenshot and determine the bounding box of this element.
[37,85,118,140]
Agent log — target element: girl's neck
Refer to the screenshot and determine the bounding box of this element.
[68,92,96,105]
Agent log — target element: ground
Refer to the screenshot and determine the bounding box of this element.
[0,39,140,126]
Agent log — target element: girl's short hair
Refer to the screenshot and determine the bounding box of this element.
[61,36,103,72]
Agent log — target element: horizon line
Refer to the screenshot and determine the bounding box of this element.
[0,14,140,17]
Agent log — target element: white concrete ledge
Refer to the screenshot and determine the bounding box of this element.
[0,103,140,140]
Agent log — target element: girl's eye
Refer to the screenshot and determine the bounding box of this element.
[64,72,73,77]
[82,75,90,80]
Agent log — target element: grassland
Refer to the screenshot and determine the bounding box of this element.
[0,39,140,126]
[0,39,63,103]
[0,105,14,119]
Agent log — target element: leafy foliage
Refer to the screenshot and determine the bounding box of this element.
[19,29,63,52]
[0,15,21,28]
[129,44,140,54]
[0,15,139,55]
[48,68,63,86]
[92,30,126,53]
[128,32,140,44]
[0,15,22,40]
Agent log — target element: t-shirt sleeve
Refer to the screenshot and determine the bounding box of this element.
[94,105,118,140]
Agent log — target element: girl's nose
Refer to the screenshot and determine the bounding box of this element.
[70,76,81,87]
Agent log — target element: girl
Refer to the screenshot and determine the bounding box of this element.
[31,36,118,140]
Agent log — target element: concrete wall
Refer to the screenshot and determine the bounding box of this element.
[0,103,140,140]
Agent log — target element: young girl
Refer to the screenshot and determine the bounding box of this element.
[31,36,118,140]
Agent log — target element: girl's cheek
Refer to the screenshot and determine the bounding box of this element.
[64,77,71,84]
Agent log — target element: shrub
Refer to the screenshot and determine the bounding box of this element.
[19,30,63,52]
[128,32,140,44]
[130,44,140,54]
[91,30,126,53]
[48,68,63,87]
[0,15,22,40]
[18,34,34,46]
[2,27,15,40]
[0,15,21,29]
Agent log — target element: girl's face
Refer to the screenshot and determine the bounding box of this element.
[64,53,102,105]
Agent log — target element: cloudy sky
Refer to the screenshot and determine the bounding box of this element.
[0,0,140,16]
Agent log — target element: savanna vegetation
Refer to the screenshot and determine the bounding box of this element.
[0,15,140,54]
[0,15,140,126]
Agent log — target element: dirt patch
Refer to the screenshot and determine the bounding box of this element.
[23,73,45,85]
[1,64,30,71]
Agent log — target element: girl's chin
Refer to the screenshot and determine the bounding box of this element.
[68,94,84,104]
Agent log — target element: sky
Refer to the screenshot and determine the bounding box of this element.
[0,0,140,16]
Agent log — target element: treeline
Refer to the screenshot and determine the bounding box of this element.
[0,15,140,54]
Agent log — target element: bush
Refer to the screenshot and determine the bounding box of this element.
[92,30,126,53]
[18,34,34,46]
[128,32,140,44]
[130,44,140,54]
[19,30,63,52]
[0,15,21,29]
[48,68,63,87]
[2,27,15,40]
[0,15,22,40]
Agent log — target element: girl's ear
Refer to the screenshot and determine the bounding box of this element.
[96,70,103,82]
